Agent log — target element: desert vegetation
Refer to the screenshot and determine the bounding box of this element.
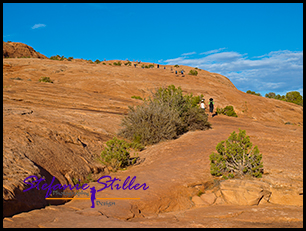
[141,64,154,68]
[39,76,53,83]
[209,129,263,179]
[49,55,73,61]
[216,105,238,117]
[113,61,122,66]
[98,137,144,172]
[246,90,262,96]
[125,61,132,66]
[265,91,303,106]
[246,89,303,107]
[118,85,211,146]
[131,95,143,100]
[188,69,198,76]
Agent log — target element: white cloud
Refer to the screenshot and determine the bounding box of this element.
[31,24,46,29]
[162,50,303,96]
[200,47,226,55]
[181,51,196,56]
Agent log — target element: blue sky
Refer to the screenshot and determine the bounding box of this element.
[3,3,303,96]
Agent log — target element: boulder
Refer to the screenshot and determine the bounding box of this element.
[269,187,303,206]
[200,192,216,205]
[219,179,271,206]
[191,196,209,206]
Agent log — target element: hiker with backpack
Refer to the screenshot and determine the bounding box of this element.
[209,98,214,117]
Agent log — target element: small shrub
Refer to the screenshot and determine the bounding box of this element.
[216,105,237,117]
[98,137,140,172]
[125,61,132,66]
[209,129,263,179]
[128,141,145,151]
[141,64,153,68]
[246,90,261,96]
[39,77,53,83]
[95,59,101,64]
[131,95,143,100]
[185,94,204,108]
[188,69,198,76]
[119,101,182,145]
[197,190,204,197]
[113,61,122,66]
[174,65,179,67]
[118,85,211,145]
[102,62,106,65]
[50,55,60,60]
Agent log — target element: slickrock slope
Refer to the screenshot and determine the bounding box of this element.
[3,49,303,227]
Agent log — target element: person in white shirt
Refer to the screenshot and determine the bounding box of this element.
[200,99,206,111]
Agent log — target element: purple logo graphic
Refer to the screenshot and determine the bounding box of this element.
[23,175,149,208]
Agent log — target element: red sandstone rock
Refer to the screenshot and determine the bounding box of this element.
[3,41,48,59]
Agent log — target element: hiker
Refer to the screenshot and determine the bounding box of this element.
[134,64,137,68]
[200,99,205,111]
[157,64,159,68]
[175,70,177,74]
[209,98,214,117]
[164,66,166,69]
[181,70,184,74]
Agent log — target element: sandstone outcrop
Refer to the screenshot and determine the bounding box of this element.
[219,179,271,205]
[3,41,48,59]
